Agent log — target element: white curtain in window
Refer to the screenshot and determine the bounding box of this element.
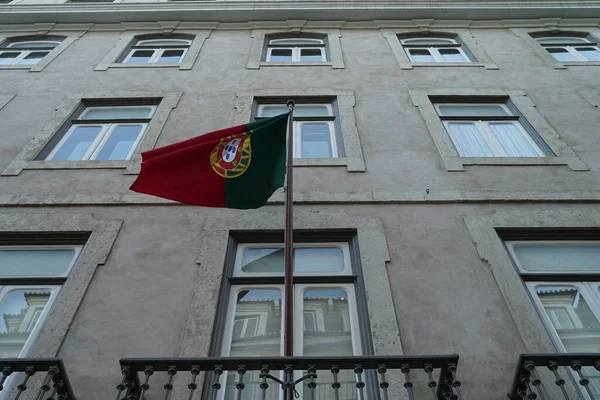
[488,123,539,157]
[447,123,493,157]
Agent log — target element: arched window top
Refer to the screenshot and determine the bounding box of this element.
[400,37,458,45]
[535,36,591,45]
[0,36,64,67]
[136,37,193,47]
[2,36,64,49]
[268,37,324,45]
[532,32,600,62]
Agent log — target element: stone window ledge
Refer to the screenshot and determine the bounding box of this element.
[410,88,589,172]
[1,91,181,176]
[258,62,333,67]
[99,63,183,69]
[401,62,497,70]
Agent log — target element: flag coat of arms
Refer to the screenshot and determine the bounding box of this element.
[130,113,289,209]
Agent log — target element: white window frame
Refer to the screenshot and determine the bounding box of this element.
[0,40,62,66]
[435,103,545,158]
[506,240,600,275]
[0,245,82,279]
[265,38,326,63]
[123,38,192,65]
[536,36,600,62]
[233,242,352,277]
[45,105,157,161]
[401,37,470,63]
[256,103,338,158]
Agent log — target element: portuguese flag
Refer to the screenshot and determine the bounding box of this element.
[130,113,289,209]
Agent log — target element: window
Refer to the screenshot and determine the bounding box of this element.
[121,36,193,65]
[433,100,551,158]
[0,246,81,358]
[0,37,63,66]
[42,103,158,161]
[256,101,341,159]
[535,35,600,62]
[264,36,327,63]
[507,241,600,399]
[213,239,370,399]
[400,36,474,63]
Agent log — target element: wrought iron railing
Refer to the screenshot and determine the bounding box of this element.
[117,354,462,400]
[0,358,76,400]
[509,353,600,400]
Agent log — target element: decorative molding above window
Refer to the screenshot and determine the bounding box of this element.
[248,29,344,69]
[95,30,210,71]
[381,29,498,70]
[512,28,600,69]
[234,89,364,172]
[0,33,80,72]
[1,91,181,176]
[410,88,588,171]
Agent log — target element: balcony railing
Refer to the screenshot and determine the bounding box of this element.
[0,358,76,400]
[116,354,462,400]
[509,353,600,400]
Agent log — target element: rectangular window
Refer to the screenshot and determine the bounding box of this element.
[434,101,549,158]
[507,240,600,399]
[265,37,327,63]
[43,103,158,161]
[121,37,192,65]
[214,239,369,399]
[400,36,475,63]
[256,101,340,159]
[0,246,81,358]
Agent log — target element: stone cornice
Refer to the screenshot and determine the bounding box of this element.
[1,2,600,25]
[1,190,600,206]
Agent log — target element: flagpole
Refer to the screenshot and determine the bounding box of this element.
[284,100,295,400]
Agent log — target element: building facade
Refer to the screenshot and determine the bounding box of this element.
[0,0,600,399]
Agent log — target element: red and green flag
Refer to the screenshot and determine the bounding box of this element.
[130,113,289,209]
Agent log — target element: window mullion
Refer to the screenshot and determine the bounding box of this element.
[294,121,302,158]
[479,121,506,156]
[431,47,443,62]
[328,120,338,158]
[86,124,112,160]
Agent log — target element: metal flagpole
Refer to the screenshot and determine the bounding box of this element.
[283,100,295,400]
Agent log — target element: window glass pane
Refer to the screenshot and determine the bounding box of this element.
[7,41,59,49]
[14,51,48,65]
[513,244,600,272]
[94,125,143,160]
[0,249,76,276]
[577,47,600,61]
[303,289,354,398]
[224,289,281,399]
[301,123,332,158]
[0,52,19,65]
[269,49,292,62]
[241,247,345,273]
[300,48,323,62]
[438,105,508,117]
[270,38,323,45]
[0,290,52,358]
[138,39,191,46]
[488,123,540,157]
[408,48,435,62]
[51,126,103,160]
[402,38,455,45]
[259,105,330,118]
[125,49,154,64]
[536,286,600,352]
[447,123,494,157]
[536,37,589,44]
[83,107,154,120]
[546,48,578,61]
[439,48,468,62]
[158,49,184,63]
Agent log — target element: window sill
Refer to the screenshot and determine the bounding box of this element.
[293,157,348,167]
[553,61,600,69]
[258,61,333,67]
[444,156,589,172]
[400,62,498,70]
[0,65,35,70]
[1,160,135,176]
[98,63,184,69]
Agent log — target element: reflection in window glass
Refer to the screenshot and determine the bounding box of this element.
[301,123,332,158]
[438,105,508,117]
[0,52,18,65]
[448,123,494,157]
[15,51,49,65]
[158,49,184,63]
[225,289,281,400]
[513,244,600,272]
[125,49,154,64]
[51,126,103,160]
[439,48,467,62]
[95,125,143,160]
[488,123,539,157]
[241,247,345,273]
[578,47,600,61]
[547,48,578,62]
[269,49,292,62]
[0,249,76,277]
[300,49,323,62]
[83,107,153,120]
[0,290,52,358]
[408,49,435,62]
